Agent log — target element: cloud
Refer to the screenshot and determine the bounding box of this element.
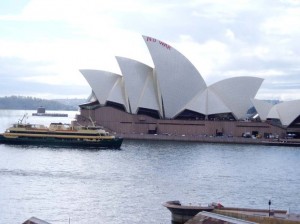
[0,57,90,98]
[0,0,299,101]
[261,7,300,36]
[173,35,231,83]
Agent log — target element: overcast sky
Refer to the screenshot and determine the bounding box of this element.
[0,0,299,100]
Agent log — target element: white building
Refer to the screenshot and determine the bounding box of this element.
[80,35,300,131]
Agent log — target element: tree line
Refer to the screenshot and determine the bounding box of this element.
[0,96,84,111]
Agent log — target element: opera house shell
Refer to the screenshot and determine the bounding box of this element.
[77,35,300,140]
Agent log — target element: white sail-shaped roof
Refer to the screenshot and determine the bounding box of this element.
[107,77,129,112]
[207,88,232,115]
[267,100,300,126]
[80,69,121,105]
[251,99,273,121]
[185,89,207,115]
[210,77,263,119]
[138,73,161,114]
[267,105,280,120]
[143,35,207,118]
[116,57,161,115]
[87,91,97,102]
[186,88,231,115]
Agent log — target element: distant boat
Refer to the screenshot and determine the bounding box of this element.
[32,106,68,117]
[0,117,123,149]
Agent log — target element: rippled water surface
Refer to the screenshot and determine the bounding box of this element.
[0,110,300,224]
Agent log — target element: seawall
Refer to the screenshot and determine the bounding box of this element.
[119,133,300,146]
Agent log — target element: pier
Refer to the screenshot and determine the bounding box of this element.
[163,201,300,224]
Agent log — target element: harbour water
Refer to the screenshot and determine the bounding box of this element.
[0,110,299,223]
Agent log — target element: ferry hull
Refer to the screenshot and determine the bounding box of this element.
[0,135,123,149]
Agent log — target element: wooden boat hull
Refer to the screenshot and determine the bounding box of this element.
[0,134,123,149]
[163,201,214,224]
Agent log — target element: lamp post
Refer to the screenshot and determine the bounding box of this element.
[268,200,272,217]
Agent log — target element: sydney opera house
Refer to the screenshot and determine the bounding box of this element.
[77,35,300,141]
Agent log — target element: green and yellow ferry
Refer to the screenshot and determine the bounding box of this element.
[0,121,123,149]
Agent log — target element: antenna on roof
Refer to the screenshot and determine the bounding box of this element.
[89,116,96,127]
[19,113,28,124]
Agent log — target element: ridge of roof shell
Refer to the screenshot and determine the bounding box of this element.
[142,35,207,118]
[250,99,273,121]
[80,69,122,105]
[209,76,264,119]
[267,100,300,126]
[107,76,129,112]
[115,56,161,115]
[185,88,231,116]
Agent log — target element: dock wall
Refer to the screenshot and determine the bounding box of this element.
[77,107,294,145]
